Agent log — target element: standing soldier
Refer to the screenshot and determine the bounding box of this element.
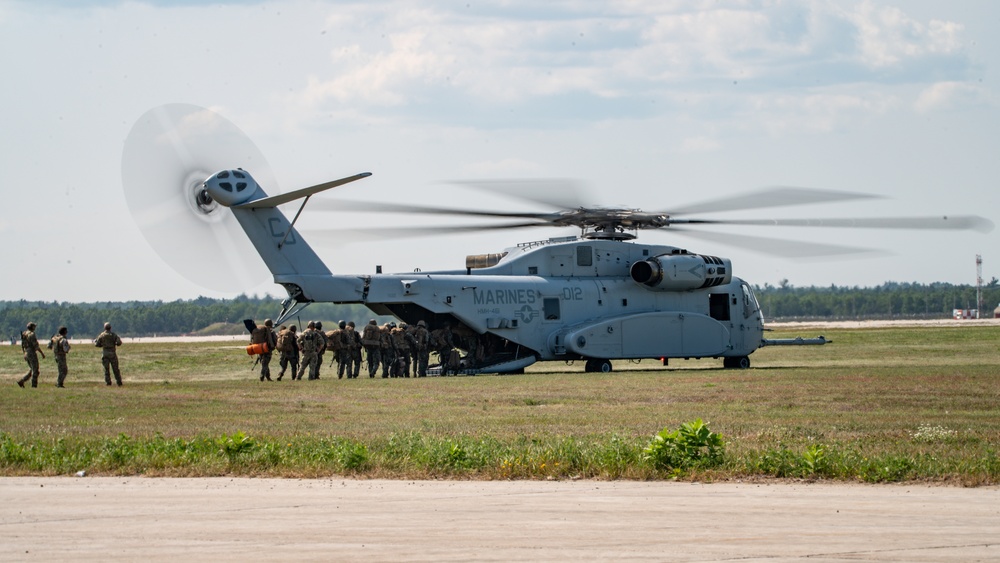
[16,322,44,388]
[328,320,347,379]
[95,322,123,386]
[313,321,327,380]
[361,319,381,378]
[346,321,363,379]
[379,323,396,378]
[412,320,430,377]
[296,321,320,381]
[430,322,456,375]
[50,326,71,388]
[254,319,278,382]
[276,325,299,381]
[391,323,414,378]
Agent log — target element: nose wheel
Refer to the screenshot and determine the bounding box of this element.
[584,359,613,373]
[723,356,751,369]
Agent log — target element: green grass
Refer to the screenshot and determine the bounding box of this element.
[1,326,998,484]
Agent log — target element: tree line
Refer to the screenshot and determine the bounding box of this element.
[2,282,998,339]
[0,296,371,340]
[754,281,999,320]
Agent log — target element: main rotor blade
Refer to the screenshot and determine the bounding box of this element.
[667,187,882,216]
[305,220,560,241]
[449,179,589,209]
[672,215,994,233]
[669,227,880,258]
[307,198,558,221]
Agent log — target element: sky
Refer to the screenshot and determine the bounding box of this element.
[2,0,998,303]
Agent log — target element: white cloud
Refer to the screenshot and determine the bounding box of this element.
[914,81,990,113]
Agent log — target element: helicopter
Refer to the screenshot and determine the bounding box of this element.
[122,104,995,374]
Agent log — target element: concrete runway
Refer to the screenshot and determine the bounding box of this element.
[2,477,998,562]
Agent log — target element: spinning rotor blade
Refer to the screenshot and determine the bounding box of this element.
[450,179,589,210]
[670,228,880,259]
[306,220,561,242]
[671,215,994,233]
[308,198,559,222]
[122,103,273,291]
[665,186,881,216]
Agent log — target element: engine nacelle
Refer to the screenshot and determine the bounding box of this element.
[630,253,732,291]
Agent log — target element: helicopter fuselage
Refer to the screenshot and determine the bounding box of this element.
[275,236,765,369]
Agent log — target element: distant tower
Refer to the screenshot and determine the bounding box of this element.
[976,254,983,319]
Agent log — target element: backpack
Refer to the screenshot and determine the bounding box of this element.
[250,325,268,345]
[276,330,291,353]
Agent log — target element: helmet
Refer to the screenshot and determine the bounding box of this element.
[26,322,36,330]
[369,319,377,325]
[339,320,346,329]
[290,325,297,331]
[307,321,315,329]
[347,321,356,327]
[315,321,323,330]
[264,319,273,327]
[104,322,112,330]
[417,320,427,327]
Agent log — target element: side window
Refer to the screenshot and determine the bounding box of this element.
[543,298,560,320]
[576,245,593,267]
[709,293,730,321]
[741,283,759,319]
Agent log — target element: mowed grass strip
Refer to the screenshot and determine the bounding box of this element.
[1,326,998,483]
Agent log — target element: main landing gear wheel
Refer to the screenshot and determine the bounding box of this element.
[723,356,751,369]
[584,359,613,373]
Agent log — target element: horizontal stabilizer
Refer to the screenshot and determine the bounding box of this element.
[234,172,372,209]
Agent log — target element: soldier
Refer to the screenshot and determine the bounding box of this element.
[412,320,430,377]
[255,319,278,382]
[50,326,71,388]
[296,321,320,381]
[313,321,327,380]
[95,322,123,386]
[361,319,381,378]
[430,323,455,375]
[328,320,347,379]
[379,322,396,378]
[391,323,415,378]
[276,325,299,381]
[16,322,44,388]
[346,321,363,378]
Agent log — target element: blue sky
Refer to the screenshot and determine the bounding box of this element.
[1,1,997,302]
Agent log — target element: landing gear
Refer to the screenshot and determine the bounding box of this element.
[723,356,751,369]
[584,359,613,373]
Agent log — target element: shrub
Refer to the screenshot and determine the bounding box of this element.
[643,419,725,471]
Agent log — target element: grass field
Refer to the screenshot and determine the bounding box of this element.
[2,325,998,484]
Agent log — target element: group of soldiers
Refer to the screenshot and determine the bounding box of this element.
[254,318,469,381]
[15,321,124,388]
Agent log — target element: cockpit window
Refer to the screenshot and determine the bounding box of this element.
[741,282,759,319]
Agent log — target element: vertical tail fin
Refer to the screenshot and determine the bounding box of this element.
[205,170,371,279]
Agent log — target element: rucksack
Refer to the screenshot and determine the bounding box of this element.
[250,325,268,345]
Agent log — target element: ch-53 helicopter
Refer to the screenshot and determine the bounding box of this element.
[123,104,994,374]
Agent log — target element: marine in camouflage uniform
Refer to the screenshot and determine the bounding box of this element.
[296,321,321,381]
[391,323,415,378]
[257,319,278,382]
[95,322,123,386]
[361,319,381,378]
[51,326,71,388]
[328,320,348,379]
[16,322,44,388]
[412,320,430,377]
[311,321,326,380]
[380,323,397,378]
[276,325,299,381]
[346,321,363,378]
